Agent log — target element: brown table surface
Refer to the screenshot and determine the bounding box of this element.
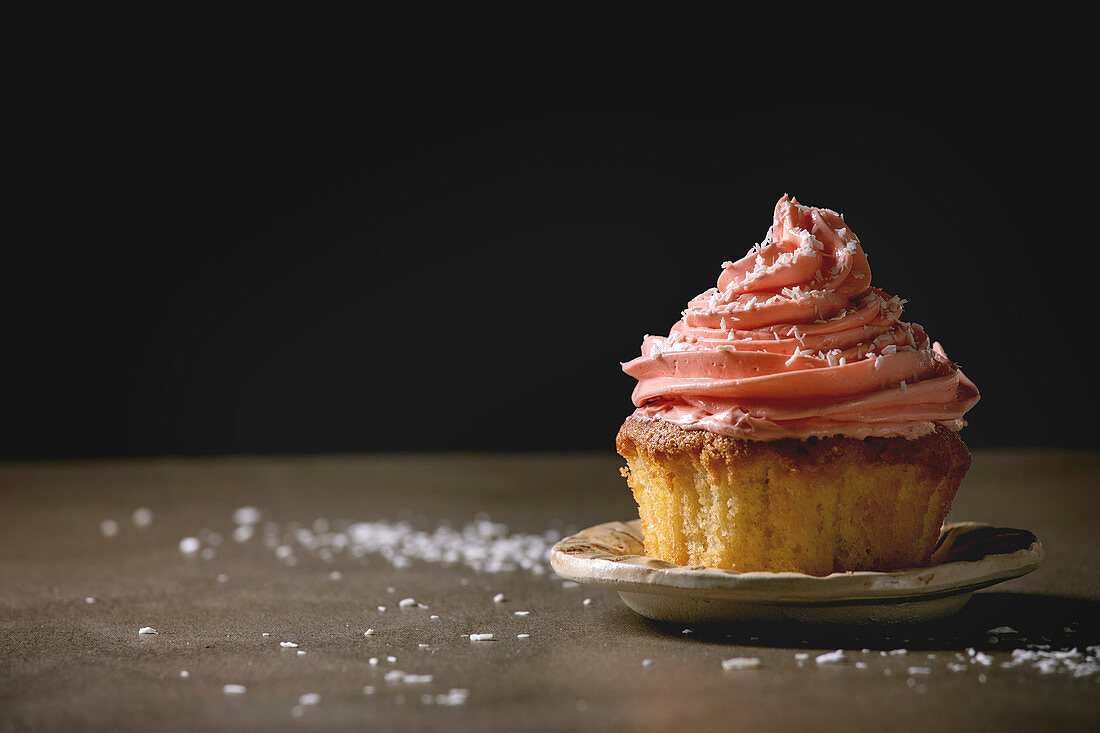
[2,449,1098,732]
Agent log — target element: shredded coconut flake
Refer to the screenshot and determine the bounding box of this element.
[386,671,433,684]
[429,688,470,706]
[988,626,1019,635]
[815,650,847,665]
[722,657,763,671]
[967,649,994,667]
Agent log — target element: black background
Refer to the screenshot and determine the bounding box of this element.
[5,31,1096,459]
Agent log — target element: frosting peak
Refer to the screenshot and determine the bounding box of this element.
[623,195,979,440]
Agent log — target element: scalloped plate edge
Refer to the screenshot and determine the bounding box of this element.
[550,519,1043,605]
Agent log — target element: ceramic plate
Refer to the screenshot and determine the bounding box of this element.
[550,520,1042,624]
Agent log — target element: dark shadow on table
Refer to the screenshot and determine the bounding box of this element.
[633,592,1099,652]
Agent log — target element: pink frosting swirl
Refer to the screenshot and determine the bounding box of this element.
[622,195,979,440]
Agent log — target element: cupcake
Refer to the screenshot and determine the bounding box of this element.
[616,195,979,576]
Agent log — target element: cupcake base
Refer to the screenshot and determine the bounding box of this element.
[615,416,971,576]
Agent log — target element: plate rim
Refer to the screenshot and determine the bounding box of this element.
[549,519,1043,604]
